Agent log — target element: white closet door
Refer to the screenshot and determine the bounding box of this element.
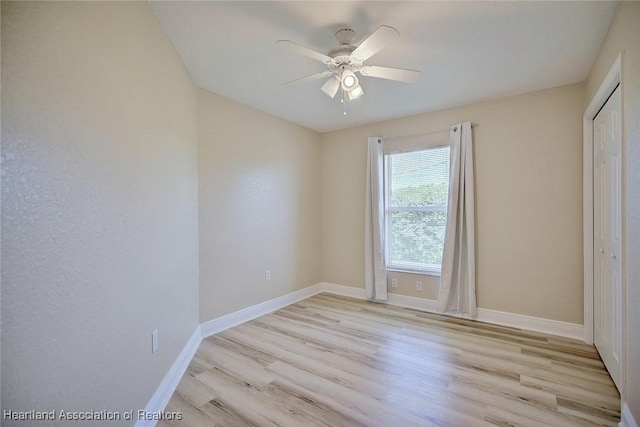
[593,84,622,390]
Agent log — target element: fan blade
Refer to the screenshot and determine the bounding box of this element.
[277,40,332,63]
[360,65,420,83]
[350,25,399,62]
[282,71,332,86]
[321,76,340,98]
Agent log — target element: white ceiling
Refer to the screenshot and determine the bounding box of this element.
[149,1,618,133]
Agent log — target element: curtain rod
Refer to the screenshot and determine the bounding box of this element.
[382,123,479,142]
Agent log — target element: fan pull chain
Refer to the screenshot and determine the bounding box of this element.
[342,90,347,116]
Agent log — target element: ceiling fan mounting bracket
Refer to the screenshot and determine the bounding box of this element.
[335,28,356,46]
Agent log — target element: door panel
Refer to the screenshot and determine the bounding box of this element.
[593,85,622,390]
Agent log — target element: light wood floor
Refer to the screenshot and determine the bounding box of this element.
[160,293,620,427]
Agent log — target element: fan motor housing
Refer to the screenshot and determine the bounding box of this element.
[328,47,355,60]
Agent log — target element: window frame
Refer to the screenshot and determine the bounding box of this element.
[384,142,451,276]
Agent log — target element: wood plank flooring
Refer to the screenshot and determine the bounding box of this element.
[160,293,620,427]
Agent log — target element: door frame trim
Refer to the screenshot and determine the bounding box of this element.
[583,53,622,345]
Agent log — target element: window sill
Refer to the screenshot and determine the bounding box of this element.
[386,267,441,277]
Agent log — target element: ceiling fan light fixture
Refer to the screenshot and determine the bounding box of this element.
[321,76,340,98]
[343,74,356,88]
[347,84,364,101]
[341,69,358,90]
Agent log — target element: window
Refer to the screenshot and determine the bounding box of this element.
[385,145,450,275]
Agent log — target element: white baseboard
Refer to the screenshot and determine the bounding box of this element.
[621,403,639,427]
[387,292,438,312]
[320,282,584,341]
[135,326,202,427]
[200,284,323,338]
[475,306,583,341]
[320,282,366,299]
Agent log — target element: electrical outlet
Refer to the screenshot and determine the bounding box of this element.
[416,281,423,292]
[391,278,398,288]
[265,270,271,281]
[152,329,158,353]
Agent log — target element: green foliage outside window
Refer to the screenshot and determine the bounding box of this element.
[390,182,448,207]
[389,183,448,267]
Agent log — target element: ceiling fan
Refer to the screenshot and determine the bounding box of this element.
[278,26,420,106]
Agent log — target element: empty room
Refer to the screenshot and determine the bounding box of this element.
[1,1,639,426]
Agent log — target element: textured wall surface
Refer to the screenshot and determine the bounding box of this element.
[1,2,199,424]
[321,84,585,324]
[586,1,640,420]
[198,89,322,322]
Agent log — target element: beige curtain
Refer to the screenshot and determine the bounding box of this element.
[364,137,387,301]
[436,122,477,317]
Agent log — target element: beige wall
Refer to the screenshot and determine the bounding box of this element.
[322,83,585,324]
[586,1,640,421]
[198,89,322,322]
[1,2,199,424]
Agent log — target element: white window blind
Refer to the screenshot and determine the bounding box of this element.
[385,146,450,274]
